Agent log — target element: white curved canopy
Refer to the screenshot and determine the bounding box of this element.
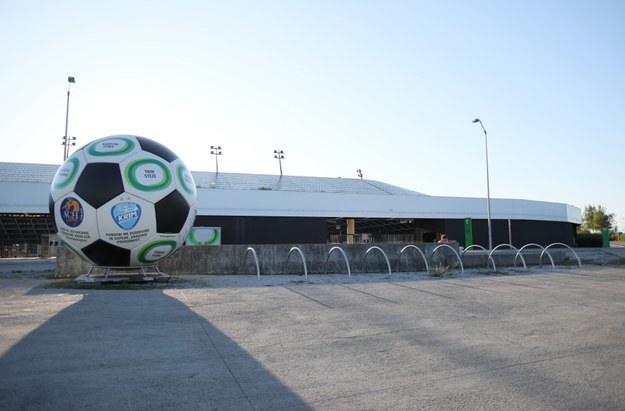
[0,162,581,224]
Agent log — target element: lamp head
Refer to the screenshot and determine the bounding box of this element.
[472,118,480,123]
[68,76,75,84]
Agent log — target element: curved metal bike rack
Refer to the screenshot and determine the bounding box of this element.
[363,246,392,276]
[540,242,582,268]
[243,247,261,280]
[489,243,527,271]
[430,244,464,275]
[396,245,429,273]
[516,243,554,269]
[324,246,351,277]
[284,246,308,279]
[461,244,497,271]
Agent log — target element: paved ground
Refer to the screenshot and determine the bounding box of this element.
[1,264,625,410]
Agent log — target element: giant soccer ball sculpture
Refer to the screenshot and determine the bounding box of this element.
[50,135,197,267]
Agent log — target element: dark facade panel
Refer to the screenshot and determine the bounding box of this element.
[0,212,578,248]
[440,218,577,248]
[509,219,577,247]
[193,216,327,245]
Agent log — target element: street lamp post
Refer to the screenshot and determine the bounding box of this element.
[210,145,222,173]
[273,150,285,176]
[472,118,493,251]
[62,76,76,161]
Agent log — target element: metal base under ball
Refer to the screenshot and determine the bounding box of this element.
[74,265,170,284]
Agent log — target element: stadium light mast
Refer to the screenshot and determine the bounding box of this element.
[210,145,222,173]
[472,118,493,251]
[273,149,285,176]
[62,76,76,161]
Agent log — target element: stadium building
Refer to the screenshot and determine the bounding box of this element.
[0,162,581,257]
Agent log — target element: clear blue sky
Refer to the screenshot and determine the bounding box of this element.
[1,1,624,228]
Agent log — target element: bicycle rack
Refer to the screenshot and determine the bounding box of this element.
[430,244,464,275]
[461,244,497,271]
[490,244,527,271]
[516,243,554,269]
[285,246,308,279]
[396,245,429,273]
[243,247,261,280]
[363,246,392,276]
[541,242,582,268]
[324,246,351,277]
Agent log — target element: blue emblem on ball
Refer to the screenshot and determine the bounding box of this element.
[111,202,142,230]
[60,197,84,227]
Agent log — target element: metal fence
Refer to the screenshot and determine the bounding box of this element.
[1,244,43,258]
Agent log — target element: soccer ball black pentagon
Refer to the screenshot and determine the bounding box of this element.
[50,135,197,267]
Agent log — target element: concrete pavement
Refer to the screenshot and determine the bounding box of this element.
[1,266,625,410]
[0,257,55,274]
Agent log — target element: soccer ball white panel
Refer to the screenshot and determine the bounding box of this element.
[82,135,142,164]
[50,135,197,267]
[53,194,99,249]
[50,150,87,201]
[130,233,180,265]
[96,195,158,250]
[171,158,197,207]
[120,151,176,203]
[180,208,197,245]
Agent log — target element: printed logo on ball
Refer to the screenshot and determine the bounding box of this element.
[87,137,135,157]
[126,159,172,192]
[60,197,84,227]
[52,157,80,190]
[137,240,177,264]
[177,164,196,196]
[111,202,142,230]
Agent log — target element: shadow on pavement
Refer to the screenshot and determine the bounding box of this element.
[0,285,312,410]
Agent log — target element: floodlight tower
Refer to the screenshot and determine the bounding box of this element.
[62,76,76,161]
[274,150,285,176]
[210,145,222,173]
[472,118,493,251]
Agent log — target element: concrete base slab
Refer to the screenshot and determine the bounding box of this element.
[1,266,625,410]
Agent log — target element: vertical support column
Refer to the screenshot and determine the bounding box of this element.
[346,218,355,244]
[602,227,610,248]
[464,217,473,248]
[414,226,425,243]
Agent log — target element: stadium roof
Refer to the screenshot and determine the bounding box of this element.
[193,171,426,196]
[0,162,581,224]
[0,162,425,197]
[0,162,58,183]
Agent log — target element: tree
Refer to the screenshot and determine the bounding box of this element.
[581,204,615,233]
